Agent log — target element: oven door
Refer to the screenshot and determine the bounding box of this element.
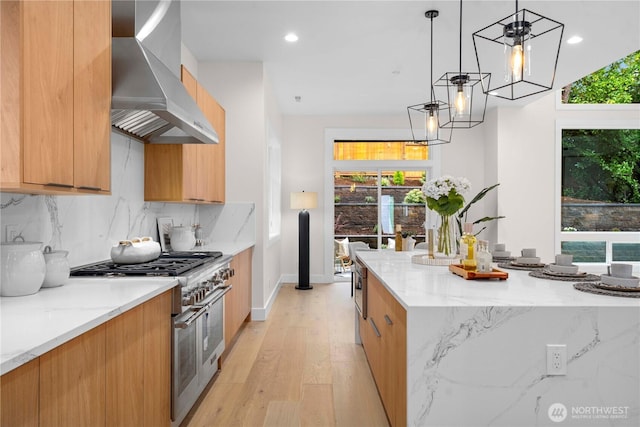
[197,287,228,387]
[172,310,199,423]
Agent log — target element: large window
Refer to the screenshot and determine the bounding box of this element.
[559,127,640,263]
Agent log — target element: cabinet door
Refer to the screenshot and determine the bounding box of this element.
[73,0,111,192]
[180,66,202,201]
[143,290,172,427]
[0,358,39,427]
[197,84,225,203]
[106,304,145,427]
[225,248,253,348]
[22,0,74,188]
[40,324,106,427]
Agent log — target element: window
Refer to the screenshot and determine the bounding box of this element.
[558,125,640,263]
[561,50,639,105]
[267,123,281,240]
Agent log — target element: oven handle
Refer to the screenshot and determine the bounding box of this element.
[174,285,232,329]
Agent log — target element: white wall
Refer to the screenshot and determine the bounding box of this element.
[494,92,640,262]
[197,61,284,319]
[282,114,493,282]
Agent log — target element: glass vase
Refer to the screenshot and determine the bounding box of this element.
[437,214,457,257]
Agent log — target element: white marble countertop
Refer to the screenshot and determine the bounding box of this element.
[356,250,640,309]
[0,277,178,376]
[198,241,255,257]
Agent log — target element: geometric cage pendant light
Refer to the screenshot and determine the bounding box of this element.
[472,0,564,100]
[407,10,452,146]
[434,0,490,128]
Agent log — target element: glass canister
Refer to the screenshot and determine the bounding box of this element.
[42,246,70,287]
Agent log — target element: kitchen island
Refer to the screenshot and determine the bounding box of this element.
[356,250,640,427]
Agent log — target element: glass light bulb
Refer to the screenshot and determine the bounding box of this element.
[426,112,438,140]
[455,88,466,116]
[511,43,524,82]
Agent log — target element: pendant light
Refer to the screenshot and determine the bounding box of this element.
[472,0,564,100]
[434,0,490,128]
[407,10,451,146]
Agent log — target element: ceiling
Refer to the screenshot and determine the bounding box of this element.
[181,1,640,115]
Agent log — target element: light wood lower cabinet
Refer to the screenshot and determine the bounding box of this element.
[0,290,172,427]
[361,274,407,427]
[224,248,253,351]
[40,324,106,427]
[0,358,39,427]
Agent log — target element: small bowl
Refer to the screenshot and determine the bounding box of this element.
[516,257,541,265]
[549,263,579,274]
[600,274,640,288]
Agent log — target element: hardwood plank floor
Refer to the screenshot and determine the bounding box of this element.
[183,282,389,427]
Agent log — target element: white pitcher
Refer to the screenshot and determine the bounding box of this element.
[170,226,196,251]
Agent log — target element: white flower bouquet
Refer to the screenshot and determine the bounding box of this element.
[422,176,471,256]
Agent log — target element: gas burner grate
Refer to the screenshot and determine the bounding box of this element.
[70,251,223,277]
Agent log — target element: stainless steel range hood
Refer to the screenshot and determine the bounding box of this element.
[111,0,218,144]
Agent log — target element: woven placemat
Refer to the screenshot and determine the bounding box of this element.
[573,282,640,298]
[493,256,516,263]
[497,262,546,271]
[529,270,600,282]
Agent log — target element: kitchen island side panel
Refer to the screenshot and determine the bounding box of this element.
[406,306,640,427]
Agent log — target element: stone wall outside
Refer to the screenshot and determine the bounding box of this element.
[561,203,640,231]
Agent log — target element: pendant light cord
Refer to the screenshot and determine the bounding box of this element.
[458,0,463,76]
[429,13,434,103]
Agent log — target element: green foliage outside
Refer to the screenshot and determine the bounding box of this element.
[351,173,367,183]
[364,196,375,203]
[562,129,640,203]
[380,177,390,187]
[334,195,341,203]
[563,51,640,104]
[403,189,426,204]
[392,171,405,185]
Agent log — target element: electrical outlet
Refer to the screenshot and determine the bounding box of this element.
[546,344,567,375]
[5,225,19,242]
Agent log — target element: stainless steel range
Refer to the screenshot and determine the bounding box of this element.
[71,251,234,426]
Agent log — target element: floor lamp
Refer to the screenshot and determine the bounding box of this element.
[291,191,317,290]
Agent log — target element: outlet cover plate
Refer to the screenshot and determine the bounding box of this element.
[546,344,567,375]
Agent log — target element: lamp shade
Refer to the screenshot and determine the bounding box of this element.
[472,6,564,100]
[290,191,318,210]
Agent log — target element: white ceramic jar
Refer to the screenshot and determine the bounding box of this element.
[170,226,196,251]
[0,241,46,296]
[42,246,70,288]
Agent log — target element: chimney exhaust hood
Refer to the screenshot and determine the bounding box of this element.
[111,0,218,144]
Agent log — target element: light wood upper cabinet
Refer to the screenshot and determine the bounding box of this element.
[144,65,225,204]
[0,0,111,195]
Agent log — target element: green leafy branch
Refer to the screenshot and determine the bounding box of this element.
[455,183,505,238]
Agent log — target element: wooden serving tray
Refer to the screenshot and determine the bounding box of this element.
[449,264,509,280]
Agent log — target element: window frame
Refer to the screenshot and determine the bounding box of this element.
[324,128,441,279]
[555,118,640,265]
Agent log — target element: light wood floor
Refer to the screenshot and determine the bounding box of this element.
[182,282,389,427]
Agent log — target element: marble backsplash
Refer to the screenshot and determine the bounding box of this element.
[0,132,254,268]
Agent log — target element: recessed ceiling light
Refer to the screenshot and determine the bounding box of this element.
[567,36,583,44]
[488,91,499,96]
[284,33,299,43]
